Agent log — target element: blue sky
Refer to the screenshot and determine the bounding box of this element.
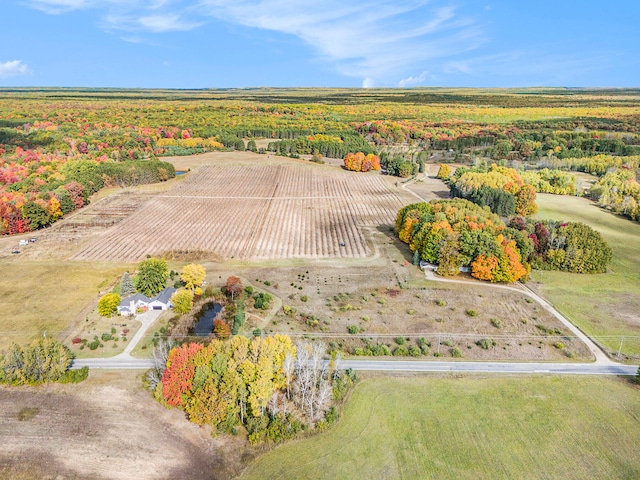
[1,0,639,88]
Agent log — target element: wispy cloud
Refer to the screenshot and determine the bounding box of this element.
[0,60,31,78]
[436,49,615,86]
[25,0,90,14]
[119,35,163,45]
[23,0,486,85]
[398,70,429,87]
[105,13,202,32]
[197,0,484,85]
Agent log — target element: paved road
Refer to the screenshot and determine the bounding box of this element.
[74,358,155,369]
[342,359,636,375]
[72,357,636,376]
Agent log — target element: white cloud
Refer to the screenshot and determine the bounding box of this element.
[25,0,186,17]
[25,0,89,14]
[102,10,203,33]
[138,14,201,32]
[362,77,375,88]
[0,60,31,78]
[398,70,429,87]
[119,35,164,45]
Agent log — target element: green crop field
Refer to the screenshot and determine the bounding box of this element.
[240,375,640,480]
[533,194,640,356]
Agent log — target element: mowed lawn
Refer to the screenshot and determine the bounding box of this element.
[241,376,640,480]
[533,193,640,355]
[0,260,126,349]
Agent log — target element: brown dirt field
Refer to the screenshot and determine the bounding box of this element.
[402,164,452,201]
[224,261,590,362]
[72,158,406,262]
[0,371,248,480]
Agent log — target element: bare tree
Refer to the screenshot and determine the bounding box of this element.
[292,340,331,424]
[282,352,295,400]
[313,378,332,421]
[146,339,174,390]
[267,391,280,417]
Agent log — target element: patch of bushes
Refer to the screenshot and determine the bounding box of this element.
[254,292,272,310]
[490,318,503,328]
[536,325,562,336]
[392,345,409,356]
[466,309,478,317]
[476,338,497,350]
[353,343,391,356]
[408,345,422,357]
[101,332,114,342]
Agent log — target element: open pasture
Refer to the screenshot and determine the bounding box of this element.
[0,260,125,350]
[72,161,404,262]
[240,375,640,480]
[532,193,640,357]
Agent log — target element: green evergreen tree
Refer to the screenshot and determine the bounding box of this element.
[412,249,420,266]
[120,272,135,297]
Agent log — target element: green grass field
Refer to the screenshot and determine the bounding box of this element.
[240,375,640,480]
[0,260,126,349]
[533,194,640,356]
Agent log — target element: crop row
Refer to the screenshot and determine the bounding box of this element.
[72,164,404,261]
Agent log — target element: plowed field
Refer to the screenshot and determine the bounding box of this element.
[72,163,404,261]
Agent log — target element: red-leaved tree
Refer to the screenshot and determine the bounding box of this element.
[161,343,204,407]
[225,276,243,301]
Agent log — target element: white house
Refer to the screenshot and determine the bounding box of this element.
[117,287,176,316]
[148,287,177,311]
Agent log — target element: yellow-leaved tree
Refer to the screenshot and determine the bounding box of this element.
[180,263,206,290]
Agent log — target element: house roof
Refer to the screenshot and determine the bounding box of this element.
[151,287,177,305]
[118,287,176,308]
[119,293,151,307]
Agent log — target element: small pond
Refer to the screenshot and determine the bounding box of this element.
[190,302,223,336]
[175,170,187,176]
